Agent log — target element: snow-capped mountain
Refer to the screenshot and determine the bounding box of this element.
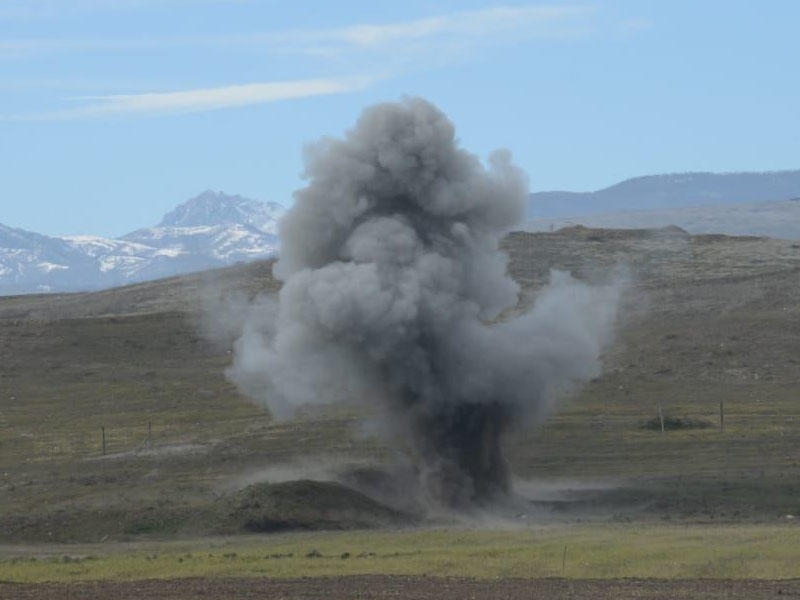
[119,191,282,280]
[0,191,284,295]
[157,190,283,234]
[0,223,102,294]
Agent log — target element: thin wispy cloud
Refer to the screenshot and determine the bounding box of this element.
[256,5,592,51]
[2,4,606,120]
[2,5,594,58]
[3,76,372,121]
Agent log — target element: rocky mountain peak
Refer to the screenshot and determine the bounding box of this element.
[158,190,283,230]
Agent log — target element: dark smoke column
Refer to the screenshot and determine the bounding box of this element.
[230,98,620,506]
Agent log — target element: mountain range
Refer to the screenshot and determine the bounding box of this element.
[526,169,800,240]
[2,169,800,295]
[527,169,800,218]
[0,191,284,295]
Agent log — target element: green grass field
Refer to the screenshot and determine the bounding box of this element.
[3,524,800,583]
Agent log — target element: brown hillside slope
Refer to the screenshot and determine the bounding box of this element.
[1,227,799,541]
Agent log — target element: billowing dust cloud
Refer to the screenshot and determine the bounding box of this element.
[228,98,621,506]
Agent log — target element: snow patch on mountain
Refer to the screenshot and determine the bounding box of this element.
[0,191,284,295]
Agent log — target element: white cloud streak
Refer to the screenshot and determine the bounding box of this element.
[2,5,593,58]
[252,5,591,50]
[2,5,600,120]
[3,76,373,121]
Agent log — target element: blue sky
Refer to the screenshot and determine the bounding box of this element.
[1,0,799,237]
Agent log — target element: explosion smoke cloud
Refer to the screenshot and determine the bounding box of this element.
[228,97,621,506]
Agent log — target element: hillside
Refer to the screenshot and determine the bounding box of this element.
[1,227,799,542]
[528,169,800,218]
[527,198,800,240]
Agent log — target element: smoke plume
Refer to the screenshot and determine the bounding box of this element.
[228,98,620,506]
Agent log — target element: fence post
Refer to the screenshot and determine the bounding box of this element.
[101,426,106,455]
[719,400,724,432]
[657,402,665,434]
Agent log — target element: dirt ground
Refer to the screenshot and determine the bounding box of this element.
[3,576,800,599]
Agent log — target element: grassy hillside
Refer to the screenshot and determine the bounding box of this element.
[1,227,799,542]
[503,227,800,521]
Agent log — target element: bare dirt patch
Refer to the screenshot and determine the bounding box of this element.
[3,576,800,599]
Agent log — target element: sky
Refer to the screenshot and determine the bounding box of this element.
[1,0,799,237]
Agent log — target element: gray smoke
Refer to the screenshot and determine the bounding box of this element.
[228,97,621,506]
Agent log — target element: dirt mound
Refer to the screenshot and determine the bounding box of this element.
[220,480,411,532]
[0,479,412,543]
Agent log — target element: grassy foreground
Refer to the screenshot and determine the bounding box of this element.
[2,523,800,583]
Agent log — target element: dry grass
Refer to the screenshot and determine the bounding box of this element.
[1,227,800,547]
